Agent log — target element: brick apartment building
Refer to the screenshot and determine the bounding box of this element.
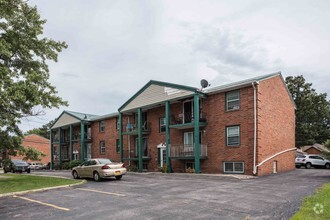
[50,72,296,176]
[11,134,50,164]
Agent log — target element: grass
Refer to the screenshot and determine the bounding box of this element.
[0,174,82,194]
[292,183,330,220]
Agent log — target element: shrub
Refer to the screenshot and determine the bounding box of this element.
[61,162,70,170]
[69,160,83,169]
[127,164,138,172]
[186,167,195,173]
[158,165,168,173]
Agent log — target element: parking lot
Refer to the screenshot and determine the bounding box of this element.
[0,169,329,219]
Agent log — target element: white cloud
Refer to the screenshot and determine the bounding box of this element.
[19,0,330,132]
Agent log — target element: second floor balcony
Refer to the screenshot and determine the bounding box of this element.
[169,144,207,159]
[169,112,207,129]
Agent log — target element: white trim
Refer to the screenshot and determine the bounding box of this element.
[256,148,296,168]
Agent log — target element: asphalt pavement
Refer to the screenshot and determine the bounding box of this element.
[0,169,329,219]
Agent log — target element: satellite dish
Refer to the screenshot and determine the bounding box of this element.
[200,79,209,89]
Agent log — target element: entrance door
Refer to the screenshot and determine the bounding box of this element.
[159,148,166,167]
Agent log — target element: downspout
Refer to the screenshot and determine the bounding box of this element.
[252,81,259,175]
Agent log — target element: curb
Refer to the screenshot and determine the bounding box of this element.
[0,176,86,198]
[127,171,257,180]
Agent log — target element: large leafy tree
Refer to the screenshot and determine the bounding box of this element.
[286,75,330,147]
[0,0,68,159]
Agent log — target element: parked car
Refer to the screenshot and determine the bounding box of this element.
[72,158,127,181]
[29,162,47,170]
[4,159,31,173]
[295,154,330,169]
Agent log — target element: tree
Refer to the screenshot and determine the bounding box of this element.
[25,119,56,139]
[286,75,330,147]
[0,0,68,159]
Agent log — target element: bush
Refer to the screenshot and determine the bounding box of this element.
[69,160,83,169]
[61,162,70,170]
[127,164,138,172]
[158,165,168,173]
[186,167,195,173]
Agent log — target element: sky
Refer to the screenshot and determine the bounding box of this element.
[21,0,330,131]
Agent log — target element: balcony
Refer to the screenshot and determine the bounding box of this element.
[169,144,207,159]
[169,112,207,130]
[122,149,151,161]
[122,122,151,135]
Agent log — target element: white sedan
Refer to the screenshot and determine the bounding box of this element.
[72,158,127,181]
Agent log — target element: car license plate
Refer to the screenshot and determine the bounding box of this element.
[115,171,121,175]
[22,168,25,171]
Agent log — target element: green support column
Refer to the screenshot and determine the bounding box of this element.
[70,125,73,160]
[165,101,171,172]
[58,127,62,167]
[119,113,123,162]
[50,129,53,170]
[138,108,143,172]
[193,93,200,173]
[80,121,85,161]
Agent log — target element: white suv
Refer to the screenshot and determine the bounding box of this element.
[295,154,330,169]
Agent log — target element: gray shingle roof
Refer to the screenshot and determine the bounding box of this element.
[205,72,281,94]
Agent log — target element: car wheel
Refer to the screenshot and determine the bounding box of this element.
[325,163,330,169]
[115,175,122,180]
[305,163,312,169]
[93,172,101,182]
[72,171,79,179]
[27,170,30,174]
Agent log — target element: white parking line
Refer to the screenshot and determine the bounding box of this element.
[75,188,126,197]
[13,195,70,211]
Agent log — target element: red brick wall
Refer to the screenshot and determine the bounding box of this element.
[257,76,296,176]
[304,148,322,155]
[202,86,255,174]
[12,134,50,164]
[92,117,121,162]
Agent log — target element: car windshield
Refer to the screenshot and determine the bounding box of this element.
[98,159,112,164]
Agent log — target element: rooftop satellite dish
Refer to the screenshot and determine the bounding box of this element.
[200,79,209,89]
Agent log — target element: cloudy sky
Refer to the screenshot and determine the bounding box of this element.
[21,0,330,131]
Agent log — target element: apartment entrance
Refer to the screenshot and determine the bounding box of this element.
[157,143,166,167]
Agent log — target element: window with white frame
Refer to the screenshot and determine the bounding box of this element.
[99,120,105,132]
[226,126,240,146]
[100,141,105,154]
[226,90,240,111]
[223,162,244,173]
[159,117,166,133]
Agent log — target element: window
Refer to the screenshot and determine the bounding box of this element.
[226,126,240,146]
[159,117,166,132]
[116,117,119,130]
[116,139,120,153]
[100,141,105,154]
[99,120,105,132]
[226,90,240,111]
[223,162,244,174]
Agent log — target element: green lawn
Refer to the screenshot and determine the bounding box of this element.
[0,174,82,194]
[292,183,330,220]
